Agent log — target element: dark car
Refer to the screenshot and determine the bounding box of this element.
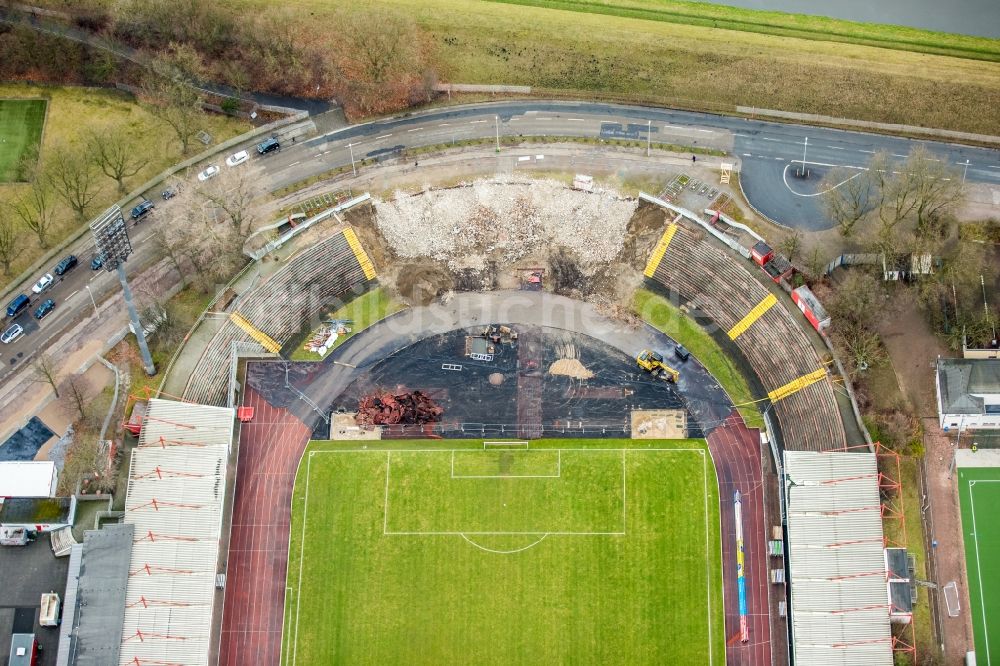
[161,186,177,200]
[131,200,155,220]
[6,294,29,319]
[256,136,280,155]
[674,344,691,362]
[91,254,104,270]
[34,299,55,320]
[54,255,78,276]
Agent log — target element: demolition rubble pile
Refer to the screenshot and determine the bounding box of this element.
[355,390,444,427]
[373,178,637,272]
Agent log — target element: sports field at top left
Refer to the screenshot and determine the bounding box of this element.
[0,98,46,182]
[282,438,724,666]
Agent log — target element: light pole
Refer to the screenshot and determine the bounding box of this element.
[647,120,651,157]
[800,137,809,177]
[495,115,500,153]
[91,206,155,376]
[85,284,97,314]
[962,159,971,186]
[347,142,357,177]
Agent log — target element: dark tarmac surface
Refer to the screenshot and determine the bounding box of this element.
[0,417,55,461]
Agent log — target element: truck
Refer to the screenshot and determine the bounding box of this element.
[40,592,60,627]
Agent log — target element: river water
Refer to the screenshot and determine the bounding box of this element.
[698,0,1000,38]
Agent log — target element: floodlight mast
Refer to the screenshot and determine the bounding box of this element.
[90,206,156,376]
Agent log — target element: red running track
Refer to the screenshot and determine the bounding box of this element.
[707,410,773,666]
[219,390,772,666]
[218,386,311,666]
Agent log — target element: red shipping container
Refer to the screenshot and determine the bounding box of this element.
[791,286,831,332]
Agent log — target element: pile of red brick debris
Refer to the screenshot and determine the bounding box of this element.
[355,390,444,427]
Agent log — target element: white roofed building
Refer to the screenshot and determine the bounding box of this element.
[118,399,234,666]
[784,451,894,665]
[0,460,57,497]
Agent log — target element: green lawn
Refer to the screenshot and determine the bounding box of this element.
[633,288,764,429]
[958,466,1000,665]
[283,438,723,665]
[0,99,46,182]
[289,287,405,360]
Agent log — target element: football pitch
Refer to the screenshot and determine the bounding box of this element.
[958,466,1000,666]
[0,99,46,182]
[282,439,724,665]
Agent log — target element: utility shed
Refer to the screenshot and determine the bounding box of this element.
[56,523,134,666]
[0,461,57,497]
[118,399,234,666]
[784,451,893,665]
[936,358,1000,431]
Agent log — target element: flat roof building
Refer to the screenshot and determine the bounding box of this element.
[0,461,57,498]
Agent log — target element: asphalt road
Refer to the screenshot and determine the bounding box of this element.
[4,99,1000,384]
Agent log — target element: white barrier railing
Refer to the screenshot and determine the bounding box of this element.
[639,192,751,259]
[247,193,371,260]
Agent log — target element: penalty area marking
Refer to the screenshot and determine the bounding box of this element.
[450,449,562,478]
[460,532,549,554]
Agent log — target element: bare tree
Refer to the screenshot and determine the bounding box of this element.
[9,179,56,247]
[838,323,887,375]
[196,166,262,240]
[142,48,206,155]
[32,354,61,398]
[0,206,21,275]
[60,374,93,423]
[88,126,147,195]
[335,8,423,112]
[829,270,884,331]
[45,144,102,223]
[905,147,964,242]
[820,166,873,237]
[777,229,803,263]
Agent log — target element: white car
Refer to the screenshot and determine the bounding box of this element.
[197,165,220,182]
[1,323,23,344]
[31,273,54,294]
[225,150,249,167]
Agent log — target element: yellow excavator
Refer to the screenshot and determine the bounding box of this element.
[637,349,680,383]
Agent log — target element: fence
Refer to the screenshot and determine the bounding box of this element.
[639,192,751,259]
[823,253,880,276]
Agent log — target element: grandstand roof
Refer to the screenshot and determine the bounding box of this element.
[784,451,893,666]
[119,399,234,666]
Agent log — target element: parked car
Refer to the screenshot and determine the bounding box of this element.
[256,136,280,155]
[91,254,104,271]
[6,294,29,319]
[1,323,23,344]
[54,255,78,276]
[197,165,220,181]
[226,150,249,167]
[31,273,53,294]
[130,199,155,221]
[161,186,178,200]
[34,299,55,320]
[674,344,691,362]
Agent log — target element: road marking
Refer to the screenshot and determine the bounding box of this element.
[893,154,907,158]
[535,155,544,160]
[67,289,79,299]
[537,117,552,120]
[406,127,424,132]
[470,120,488,124]
[761,137,782,142]
[375,134,392,140]
[693,129,713,133]
[438,123,450,127]
[289,161,301,166]
[567,118,585,122]
[858,149,875,154]
[742,153,752,157]
[518,156,531,162]
[827,146,845,150]
[774,157,783,160]
[322,151,330,155]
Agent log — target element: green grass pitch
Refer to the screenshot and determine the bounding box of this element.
[282,438,724,665]
[958,467,1000,665]
[0,99,46,182]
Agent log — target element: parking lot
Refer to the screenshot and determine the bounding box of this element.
[0,537,69,665]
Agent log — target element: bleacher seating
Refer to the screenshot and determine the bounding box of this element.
[649,223,845,452]
[183,230,373,406]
